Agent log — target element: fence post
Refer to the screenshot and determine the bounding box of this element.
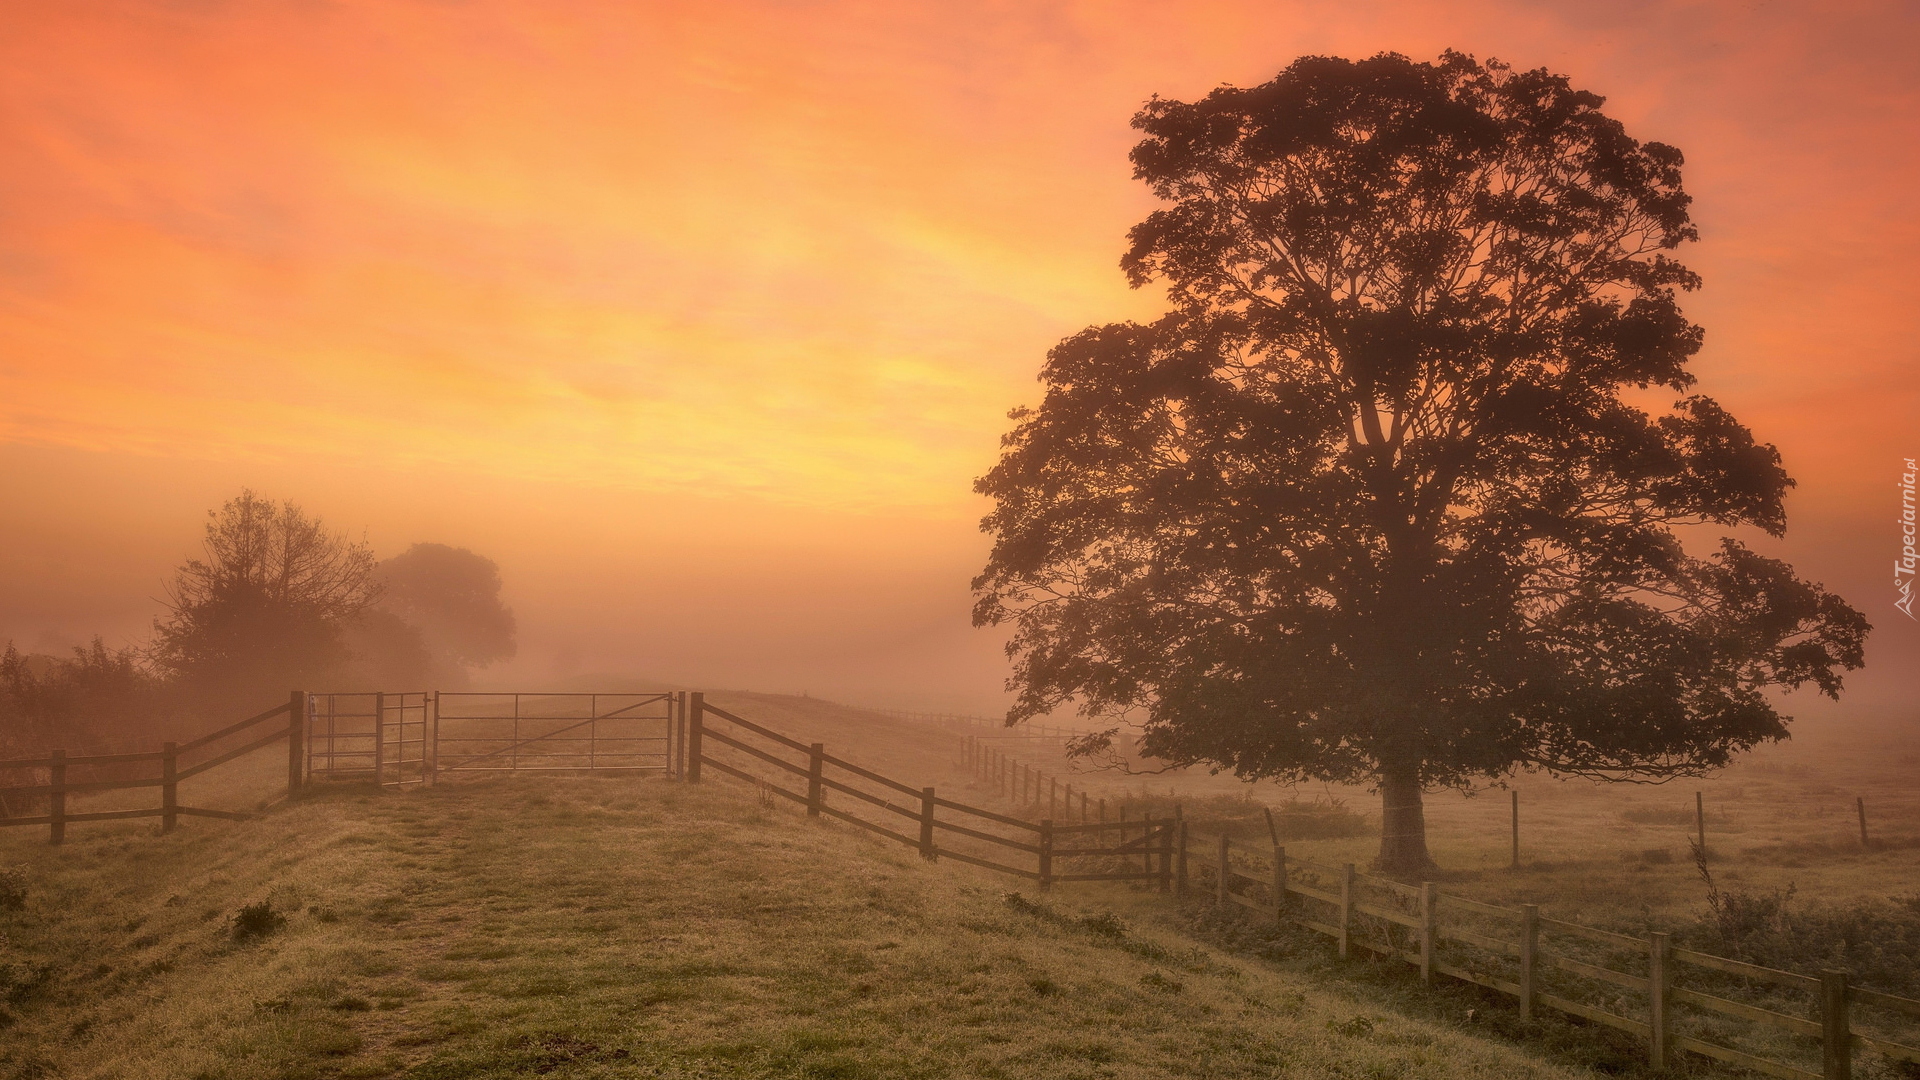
[1159,819,1172,893]
[1217,834,1230,904]
[1338,863,1355,960]
[1144,812,1155,875]
[807,743,825,816]
[1420,882,1437,985]
[1039,820,1053,891]
[288,690,307,796]
[161,742,178,834]
[373,691,387,787]
[1050,776,1058,817]
[1822,970,1851,1080]
[1511,789,1520,869]
[1519,904,1539,1021]
[1273,845,1287,921]
[1649,931,1670,1072]
[1695,791,1705,855]
[49,748,66,845]
[1176,818,1190,897]
[1080,790,1088,822]
[427,691,439,785]
[687,692,704,783]
[920,787,937,861]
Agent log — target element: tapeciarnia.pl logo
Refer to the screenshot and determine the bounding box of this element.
[1899,457,1918,619]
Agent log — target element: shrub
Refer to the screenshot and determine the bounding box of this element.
[230,900,286,943]
[1688,848,1920,996]
[0,867,25,912]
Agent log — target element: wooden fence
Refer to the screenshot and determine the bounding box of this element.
[691,702,1920,1080]
[0,691,312,842]
[684,692,1169,888]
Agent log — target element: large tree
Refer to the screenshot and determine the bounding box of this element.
[152,490,381,708]
[973,52,1869,876]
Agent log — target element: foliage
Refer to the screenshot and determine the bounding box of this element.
[229,899,286,943]
[0,867,25,912]
[369,543,516,688]
[973,51,1869,873]
[150,490,380,706]
[0,638,172,754]
[1690,847,1920,996]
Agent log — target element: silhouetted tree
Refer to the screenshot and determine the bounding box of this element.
[151,491,379,709]
[974,52,1869,875]
[370,543,516,687]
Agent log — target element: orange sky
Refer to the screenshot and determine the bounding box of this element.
[1,1,1916,714]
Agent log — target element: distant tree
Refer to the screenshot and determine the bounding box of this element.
[372,543,515,686]
[973,52,1870,875]
[151,490,380,708]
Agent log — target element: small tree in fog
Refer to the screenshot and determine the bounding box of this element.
[974,53,1870,876]
[151,491,379,706]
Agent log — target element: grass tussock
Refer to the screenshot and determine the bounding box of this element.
[0,774,1590,1080]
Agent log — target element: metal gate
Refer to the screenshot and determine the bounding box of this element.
[433,692,676,776]
[306,692,430,785]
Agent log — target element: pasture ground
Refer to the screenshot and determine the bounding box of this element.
[3,768,1598,1080]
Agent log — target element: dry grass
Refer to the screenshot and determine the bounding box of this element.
[1,768,1601,1080]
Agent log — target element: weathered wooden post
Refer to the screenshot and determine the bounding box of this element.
[1176,816,1190,897]
[1420,882,1437,986]
[686,692,704,783]
[1511,789,1520,869]
[1158,819,1172,893]
[1519,904,1539,1021]
[1822,970,1851,1080]
[373,692,387,787]
[49,748,66,845]
[161,742,178,834]
[288,690,307,796]
[807,743,825,816]
[1217,833,1230,904]
[1272,845,1287,921]
[1695,791,1706,855]
[1144,812,1155,875]
[920,787,937,861]
[1038,820,1054,891]
[1649,931,1671,1072]
[1338,863,1356,960]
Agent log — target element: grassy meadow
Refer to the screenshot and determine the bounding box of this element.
[3,767,1607,1080]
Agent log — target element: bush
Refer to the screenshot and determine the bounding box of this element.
[1688,848,1920,996]
[0,868,25,912]
[230,900,286,943]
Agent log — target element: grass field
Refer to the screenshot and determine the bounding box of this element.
[3,768,1608,1080]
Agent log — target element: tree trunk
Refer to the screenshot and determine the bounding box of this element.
[1376,765,1436,879]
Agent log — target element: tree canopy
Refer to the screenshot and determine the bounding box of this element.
[973,52,1869,874]
[151,490,380,707]
[370,543,517,687]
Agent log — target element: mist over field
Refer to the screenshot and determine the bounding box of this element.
[2,3,1917,1079]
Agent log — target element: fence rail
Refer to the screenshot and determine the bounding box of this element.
[0,694,305,842]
